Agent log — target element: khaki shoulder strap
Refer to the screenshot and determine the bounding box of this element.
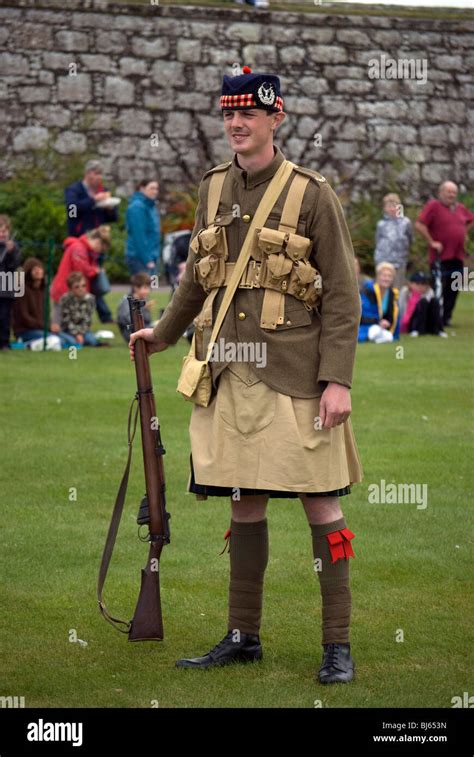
[205,159,295,362]
[278,172,310,234]
[207,168,230,226]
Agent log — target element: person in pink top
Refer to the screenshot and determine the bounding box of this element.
[50,226,111,327]
[415,181,474,326]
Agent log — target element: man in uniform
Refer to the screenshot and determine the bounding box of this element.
[130,67,363,684]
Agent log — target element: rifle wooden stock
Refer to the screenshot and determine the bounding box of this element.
[97,296,170,642]
[128,296,170,641]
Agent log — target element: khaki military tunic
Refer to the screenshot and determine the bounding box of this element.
[154,146,363,496]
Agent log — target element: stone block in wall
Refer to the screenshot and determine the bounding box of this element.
[429,100,466,124]
[336,30,372,47]
[0,53,30,76]
[118,109,152,136]
[11,23,53,50]
[13,126,49,152]
[242,44,277,68]
[323,65,365,80]
[58,73,92,103]
[321,98,355,117]
[209,48,240,66]
[327,141,361,160]
[193,65,221,92]
[104,76,134,105]
[80,54,114,72]
[225,22,262,43]
[33,105,72,128]
[177,39,202,64]
[298,76,329,96]
[197,114,225,139]
[370,31,402,48]
[374,124,418,143]
[300,28,335,44]
[42,52,75,71]
[296,116,321,139]
[280,46,306,65]
[335,79,373,95]
[174,92,212,111]
[143,94,174,111]
[132,37,170,59]
[151,61,185,87]
[39,71,54,85]
[401,145,426,163]
[96,31,127,54]
[308,45,348,65]
[54,131,87,154]
[120,58,148,77]
[283,96,319,116]
[164,111,193,139]
[419,125,449,146]
[435,54,464,71]
[55,30,89,52]
[19,87,51,103]
[421,163,449,183]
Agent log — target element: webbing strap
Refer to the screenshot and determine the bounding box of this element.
[205,159,295,362]
[261,171,310,329]
[278,173,310,234]
[207,170,228,226]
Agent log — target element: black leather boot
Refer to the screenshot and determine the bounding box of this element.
[318,642,354,684]
[175,630,263,669]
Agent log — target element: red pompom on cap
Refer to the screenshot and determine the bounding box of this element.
[242,66,252,74]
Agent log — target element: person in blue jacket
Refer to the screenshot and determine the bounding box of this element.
[125,179,161,276]
[358,262,400,343]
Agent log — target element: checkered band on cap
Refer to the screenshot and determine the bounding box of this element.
[220,94,284,112]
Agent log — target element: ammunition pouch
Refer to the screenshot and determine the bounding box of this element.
[192,224,229,293]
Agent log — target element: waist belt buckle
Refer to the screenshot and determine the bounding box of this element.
[239,260,261,289]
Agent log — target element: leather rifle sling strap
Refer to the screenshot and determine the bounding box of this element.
[260,171,310,330]
[97,395,139,633]
[204,158,295,363]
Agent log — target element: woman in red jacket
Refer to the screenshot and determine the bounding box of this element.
[51,226,111,326]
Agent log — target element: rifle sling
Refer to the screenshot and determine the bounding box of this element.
[97,394,140,634]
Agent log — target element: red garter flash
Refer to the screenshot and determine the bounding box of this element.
[326,528,355,563]
[219,528,231,556]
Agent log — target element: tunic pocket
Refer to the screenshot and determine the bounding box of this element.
[218,370,277,436]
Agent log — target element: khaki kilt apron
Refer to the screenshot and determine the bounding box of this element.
[187,361,363,496]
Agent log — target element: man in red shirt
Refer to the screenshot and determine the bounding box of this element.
[415,181,474,326]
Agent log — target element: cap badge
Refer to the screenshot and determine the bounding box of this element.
[257,82,276,106]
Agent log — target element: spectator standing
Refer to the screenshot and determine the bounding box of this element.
[0,214,22,351]
[125,180,161,276]
[415,181,474,326]
[64,160,118,322]
[374,193,412,290]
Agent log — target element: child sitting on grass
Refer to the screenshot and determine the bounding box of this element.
[117,272,154,344]
[60,272,99,347]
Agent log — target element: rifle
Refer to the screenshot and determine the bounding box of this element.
[97,295,171,641]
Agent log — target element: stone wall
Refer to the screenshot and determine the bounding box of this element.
[0,0,472,201]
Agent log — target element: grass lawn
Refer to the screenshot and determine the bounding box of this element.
[0,290,472,708]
